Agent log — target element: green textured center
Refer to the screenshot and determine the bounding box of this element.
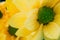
[8,25,18,37]
[38,6,55,25]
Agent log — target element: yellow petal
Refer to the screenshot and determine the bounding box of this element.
[0,33,6,40]
[20,24,43,40]
[12,0,40,11]
[54,15,60,26]
[6,0,19,16]
[6,32,15,40]
[54,2,60,15]
[0,5,8,23]
[8,12,27,28]
[15,27,31,37]
[43,22,60,39]
[32,24,43,40]
[8,9,39,30]
[23,9,39,31]
[26,31,36,40]
[0,5,9,29]
[16,37,26,40]
[39,0,48,7]
[46,0,59,8]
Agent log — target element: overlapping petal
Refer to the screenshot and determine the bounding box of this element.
[12,0,40,12]
[1,0,60,40]
[6,0,19,17]
[43,22,60,40]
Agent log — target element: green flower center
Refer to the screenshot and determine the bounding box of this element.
[8,25,18,37]
[38,6,55,25]
[0,11,3,19]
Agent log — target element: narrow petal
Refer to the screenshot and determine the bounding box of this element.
[15,27,31,37]
[54,2,60,15]
[43,22,60,40]
[39,0,48,7]
[8,12,27,28]
[46,0,59,8]
[8,9,40,37]
[0,5,8,23]
[24,9,39,31]
[54,15,60,26]
[0,5,9,28]
[12,0,40,12]
[6,0,19,16]
[53,2,60,26]
[31,24,43,40]
[19,24,43,40]
[8,9,39,30]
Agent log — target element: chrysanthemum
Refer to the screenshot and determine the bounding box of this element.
[6,0,19,17]
[0,1,18,40]
[0,1,9,30]
[2,0,60,40]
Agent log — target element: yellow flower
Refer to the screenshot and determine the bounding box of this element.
[0,2,9,29]
[6,0,19,17]
[5,0,60,40]
[0,2,17,40]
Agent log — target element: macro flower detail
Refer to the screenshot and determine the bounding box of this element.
[0,0,60,40]
[37,6,55,25]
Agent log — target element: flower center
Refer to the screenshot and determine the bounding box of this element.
[38,6,55,25]
[8,25,18,37]
[0,11,3,18]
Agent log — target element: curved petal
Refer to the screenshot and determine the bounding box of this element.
[54,15,60,26]
[23,9,39,31]
[15,27,32,37]
[8,12,27,28]
[6,0,19,16]
[53,2,60,26]
[54,2,60,15]
[0,5,9,28]
[39,0,48,7]
[46,0,59,8]
[39,0,59,8]
[8,9,40,37]
[31,24,43,40]
[12,0,40,12]
[18,24,43,40]
[43,22,60,40]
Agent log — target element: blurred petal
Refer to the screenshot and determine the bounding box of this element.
[24,9,39,31]
[8,9,39,37]
[0,1,5,6]
[54,2,60,15]
[39,0,48,7]
[0,33,6,40]
[31,24,43,40]
[53,2,60,26]
[20,24,43,40]
[43,22,60,39]
[54,15,60,26]
[8,12,27,28]
[46,0,59,8]
[12,0,40,12]
[15,27,31,37]
[0,5,9,29]
[6,0,19,16]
